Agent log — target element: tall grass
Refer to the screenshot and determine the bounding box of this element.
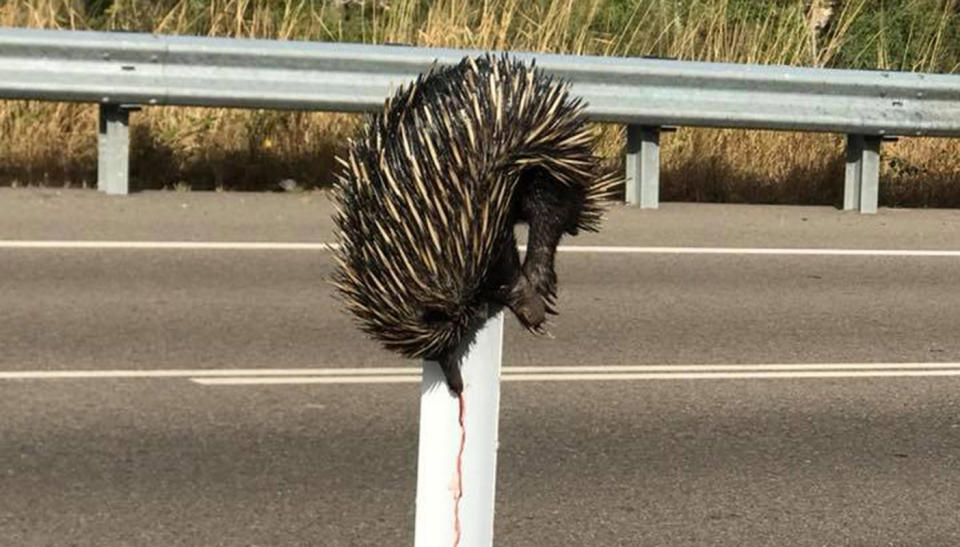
[1,0,959,205]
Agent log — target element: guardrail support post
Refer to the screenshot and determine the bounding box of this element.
[97,104,138,195]
[414,308,504,547]
[843,134,863,211]
[625,125,660,208]
[859,136,881,214]
[844,134,881,214]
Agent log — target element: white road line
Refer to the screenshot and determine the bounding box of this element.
[5,362,960,380]
[6,363,960,382]
[192,376,420,385]
[193,369,960,385]
[0,241,338,250]
[554,246,960,257]
[503,370,960,381]
[3,240,960,256]
[498,363,960,372]
[0,368,413,379]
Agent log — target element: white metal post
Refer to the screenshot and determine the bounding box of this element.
[414,310,504,547]
[625,125,661,208]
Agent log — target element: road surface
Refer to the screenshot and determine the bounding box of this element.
[2,188,960,545]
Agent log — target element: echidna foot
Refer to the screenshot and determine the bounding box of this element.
[522,262,558,304]
[506,274,548,331]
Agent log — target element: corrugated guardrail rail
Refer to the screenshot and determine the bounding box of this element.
[2,26,960,212]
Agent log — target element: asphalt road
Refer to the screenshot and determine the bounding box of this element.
[3,189,960,545]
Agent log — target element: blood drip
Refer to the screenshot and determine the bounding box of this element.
[453,392,466,547]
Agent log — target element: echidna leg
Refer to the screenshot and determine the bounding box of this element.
[483,230,547,330]
[519,173,581,310]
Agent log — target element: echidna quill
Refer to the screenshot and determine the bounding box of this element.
[332,54,619,394]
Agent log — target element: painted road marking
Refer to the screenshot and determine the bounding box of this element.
[189,364,960,385]
[6,363,960,384]
[190,369,960,385]
[555,246,960,257]
[0,368,414,379]
[0,241,339,250]
[503,370,960,381]
[4,240,960,257]
[193,376,420,385]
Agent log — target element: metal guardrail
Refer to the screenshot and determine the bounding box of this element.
[4,26,960,544]
[2,26,960,211]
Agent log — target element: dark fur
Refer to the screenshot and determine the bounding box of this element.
[332,54,618,393]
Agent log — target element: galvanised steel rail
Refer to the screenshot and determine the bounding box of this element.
[2,26,960,212]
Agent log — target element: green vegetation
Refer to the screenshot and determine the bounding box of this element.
[1,0,959,205]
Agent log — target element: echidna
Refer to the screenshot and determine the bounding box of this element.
[332,54,618,394]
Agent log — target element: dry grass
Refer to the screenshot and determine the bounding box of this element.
[1,0,959,205]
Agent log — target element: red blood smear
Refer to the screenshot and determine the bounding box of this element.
[453,392,466,547]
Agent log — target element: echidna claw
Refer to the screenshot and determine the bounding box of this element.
[532,321,555,338]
